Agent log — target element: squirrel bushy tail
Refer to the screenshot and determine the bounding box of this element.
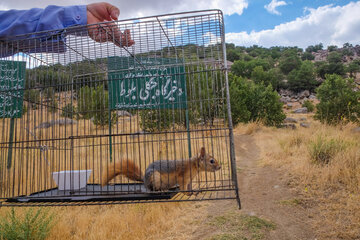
[101,159,143,186]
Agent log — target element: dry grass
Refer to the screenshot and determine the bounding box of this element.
[208,211,276,240]
[257,116,360,239]
[48,203,183,240]
[233,122,265,136]
[0,202,209,240]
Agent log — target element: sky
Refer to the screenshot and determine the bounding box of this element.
[1,0,359,48]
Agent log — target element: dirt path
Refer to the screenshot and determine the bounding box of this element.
[234,134,316,240]
[189,133,317,240]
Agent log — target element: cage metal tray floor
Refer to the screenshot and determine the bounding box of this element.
[6,184,179,203]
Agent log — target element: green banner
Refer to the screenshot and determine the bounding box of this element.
[0,60,26,118]
[108,57,187,109]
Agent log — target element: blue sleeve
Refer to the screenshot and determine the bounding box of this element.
[0,5,87,39]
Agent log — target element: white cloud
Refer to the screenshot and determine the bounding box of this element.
[0,4,10,11]
[264,0,287,15]
[226,2,360,48]
[203,32,222,46]
[1,0,248,17]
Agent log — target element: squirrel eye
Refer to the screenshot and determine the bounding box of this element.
[210,159,215,164]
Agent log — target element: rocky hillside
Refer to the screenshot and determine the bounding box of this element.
[279,89,316,105]
[281,45,360,103]
[313,45,360,63]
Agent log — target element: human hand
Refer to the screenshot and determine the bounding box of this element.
[86,2,135,47]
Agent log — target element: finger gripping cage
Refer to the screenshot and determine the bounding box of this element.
[0,10,241,207]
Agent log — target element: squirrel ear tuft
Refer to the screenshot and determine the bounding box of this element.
[200,147,205,158]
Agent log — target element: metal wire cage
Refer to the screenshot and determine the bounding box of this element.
[0,9,240,207]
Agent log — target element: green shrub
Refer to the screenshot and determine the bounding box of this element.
[61,103,78,119]
[0,208,54,240]
[140,109,173,132]
[77,85,117,126]
[301,52,315,61]
[347,61,360,78]
[91,85,117,126]
[327,45,338,52]
[139,108,200,132]
[251,66,283,90]
[308,135,346,164]
[77,85,93,119]
[229,74,286,126]
[186,65,224,126]
[227,49,240,62]
[42,87,55,100]
[302,100,315,112]
[305,43,323,53]
[231,58,272,78]
[287,61,318,92]
[48,99,58,114]
[315,74,360,124]
[279,49,301,75]
[229,75,251,125]
[315,52,346,78]
[22,104,28,116]
[24,89,40,109]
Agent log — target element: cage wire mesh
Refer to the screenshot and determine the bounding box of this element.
[0,10,240,207]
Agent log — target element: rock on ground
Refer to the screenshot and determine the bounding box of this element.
[352,127,360,133]
[294,107,308,114]
[299,90,310,99]
[280,96,291,103]
[53,119,77,126]
[300,122,310,128]
[35,118,77,129]
[281,123,296,130]
[116,110,132,117]
[284,117,298,123]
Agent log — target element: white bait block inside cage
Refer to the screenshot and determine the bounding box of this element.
[52,170,92,191]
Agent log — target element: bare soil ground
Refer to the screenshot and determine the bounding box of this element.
[182,132,318,240]
[233,134,317,240]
